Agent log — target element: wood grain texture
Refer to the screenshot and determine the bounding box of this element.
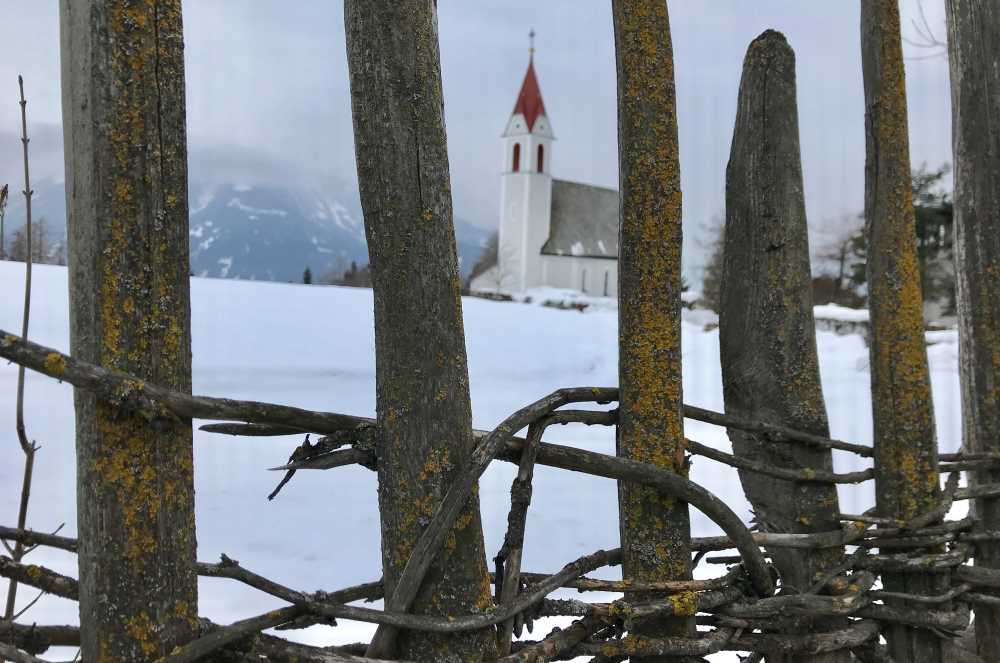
[946,0,1000,659]
[720,30,848,663]
[612,1,691,658]
[861,2,944,661]
[343,1,495,660]
[59,1,198,660]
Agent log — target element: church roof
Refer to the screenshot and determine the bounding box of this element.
[541,179,619,260]
[512,56,547,132]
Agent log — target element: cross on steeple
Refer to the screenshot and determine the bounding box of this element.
[529,28,536,58]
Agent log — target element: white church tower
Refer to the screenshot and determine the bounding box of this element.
[497,32,554,293]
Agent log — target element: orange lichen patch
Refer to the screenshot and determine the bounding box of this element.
[864,0,941,529]
[92,412,165,562]
[43,352,66,376]
[419,447,451,482]
[124,611,158,657]
[668,590,698,616]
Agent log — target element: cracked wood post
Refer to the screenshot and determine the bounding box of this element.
[343,1,496,661]
[612,1,692,657]
[945,1,1000,659]
[860,3,945,662]
[720,30,848,663]
[59,1,198,660]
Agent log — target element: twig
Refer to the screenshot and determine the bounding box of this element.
[686,437,873,484]
[208,547,624,633]
[573,626,738,658]
[10,590,43,621]
[729,618,879,655]
[200,422,309,436]
[0,556,78,601]
[156,606,302,663]
[498,616,609,662]
[365,388,774,658]
[0,623,79,655]
[268,435,313,500]
[0,331,374,434]
[871,583,972,605]
[4,76,37,648]
[515,564,744,594]
[681,403,872,457]
[496,420,543,653]
[0,528,76,554]
[0,644,48,663]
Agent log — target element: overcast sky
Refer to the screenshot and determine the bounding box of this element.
[0,1,952,272]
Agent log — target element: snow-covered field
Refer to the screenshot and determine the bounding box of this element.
[0,262,963,660]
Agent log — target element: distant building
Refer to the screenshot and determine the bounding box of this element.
[470,45,619,297]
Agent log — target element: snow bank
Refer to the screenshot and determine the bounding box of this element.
[0,262,962,661]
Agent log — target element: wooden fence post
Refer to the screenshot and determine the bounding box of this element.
[59,1,198,659]
[861,3,944,661]
[612,1,692,657]
[945,0,1000,659]
[720,30,848,663]
[345,1,496,660]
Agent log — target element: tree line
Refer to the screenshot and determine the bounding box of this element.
[702,163,956,315]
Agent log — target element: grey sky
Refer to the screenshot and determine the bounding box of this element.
[0,1,953,274]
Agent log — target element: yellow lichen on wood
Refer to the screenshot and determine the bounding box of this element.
[124,612,158,657]
[668,590,698,617]
[43,352,66,376]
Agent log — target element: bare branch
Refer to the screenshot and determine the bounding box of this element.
[4,77,38,640]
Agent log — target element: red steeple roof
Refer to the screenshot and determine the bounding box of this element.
[512,55,546,132]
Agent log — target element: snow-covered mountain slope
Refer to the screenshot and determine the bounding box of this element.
[187,183,368,281]
[0,263,962,661]
[2,179,491,281]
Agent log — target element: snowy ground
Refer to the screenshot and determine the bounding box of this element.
[0,263,963,660]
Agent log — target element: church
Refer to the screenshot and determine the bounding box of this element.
[470,46,620,297]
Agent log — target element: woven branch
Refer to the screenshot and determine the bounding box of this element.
[0,329,994,661]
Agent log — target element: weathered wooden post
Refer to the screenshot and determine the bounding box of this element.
[59,1,198,659]
[344,1,496,661]
[720,30,847,663]
[945,1,1000,659]
[612,1,692,656]
[861,2,944,661]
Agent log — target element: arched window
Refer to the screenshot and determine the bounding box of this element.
[603,271,609,297]
[512,143,521,172]
[537,145,544,173]
[581,268,587,293]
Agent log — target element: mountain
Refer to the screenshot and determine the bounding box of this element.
[187,183,367,282]
[1,179,491,281]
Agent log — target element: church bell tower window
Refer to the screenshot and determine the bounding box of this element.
[513,143,521,172]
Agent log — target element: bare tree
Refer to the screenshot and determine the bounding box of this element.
[699,216,725,313]
[60,1,198,659]
[720,31,847,663]
[945,0,1000,659]
[861,2,944,661]
[903,0,948,59]
[814,213,865,295]
[345,1,496,660]
[612,1,691,657]
[7,218,51,264]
